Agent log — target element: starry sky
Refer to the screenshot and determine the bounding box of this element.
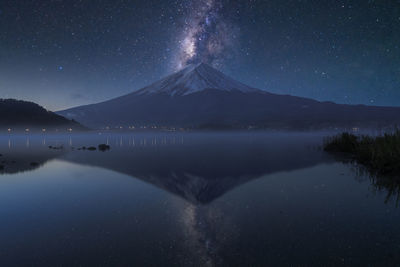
[0,0,399,111]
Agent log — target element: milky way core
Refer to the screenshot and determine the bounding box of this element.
[173,0,238,70]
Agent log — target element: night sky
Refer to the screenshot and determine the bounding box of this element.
[0,0,399,111]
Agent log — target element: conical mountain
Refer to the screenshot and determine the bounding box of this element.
[135,63,260,96]
[58,63,400,130]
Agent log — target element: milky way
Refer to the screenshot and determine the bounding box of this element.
[1,0,399,109]
[173,0,238,70]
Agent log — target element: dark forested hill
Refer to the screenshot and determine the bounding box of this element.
[0,99,85,131]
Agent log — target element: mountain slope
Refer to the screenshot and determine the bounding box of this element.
[58,64,400,130]
[0,99,85,131]
[136,63,260,96]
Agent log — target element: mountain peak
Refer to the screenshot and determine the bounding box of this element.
[189,62,212,70]
[135,62,261,96]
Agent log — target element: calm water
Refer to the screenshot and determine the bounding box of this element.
[0,132,399,266]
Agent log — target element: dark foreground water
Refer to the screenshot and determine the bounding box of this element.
[0,132,399,266]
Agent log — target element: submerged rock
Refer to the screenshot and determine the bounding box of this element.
[48,145,64,150]
[87,147,97,151]
[98,144,110,151]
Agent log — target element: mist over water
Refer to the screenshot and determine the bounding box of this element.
[0,132,399,266]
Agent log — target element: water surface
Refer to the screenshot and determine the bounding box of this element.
[0,132,399,266]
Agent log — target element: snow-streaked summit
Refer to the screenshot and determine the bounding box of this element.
[135,63,261,96]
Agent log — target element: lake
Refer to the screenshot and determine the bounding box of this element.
[0,132,399,266]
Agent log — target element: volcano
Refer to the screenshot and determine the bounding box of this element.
[57,63,400,130]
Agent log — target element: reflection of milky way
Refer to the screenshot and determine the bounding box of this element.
[174,0,238,70]
[180,203,238,266]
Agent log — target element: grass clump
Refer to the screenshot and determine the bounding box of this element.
[324,132,359,153]
[324,131,400,176]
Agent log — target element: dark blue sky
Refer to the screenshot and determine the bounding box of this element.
[0,0,399,110]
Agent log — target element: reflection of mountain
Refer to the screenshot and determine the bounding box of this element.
[0,134,333,203]
[60,135,333,204]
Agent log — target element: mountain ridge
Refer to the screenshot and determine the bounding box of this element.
[0,98,85,131]
[57,64,400,130]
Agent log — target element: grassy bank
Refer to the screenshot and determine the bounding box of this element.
[324,131,400,176]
